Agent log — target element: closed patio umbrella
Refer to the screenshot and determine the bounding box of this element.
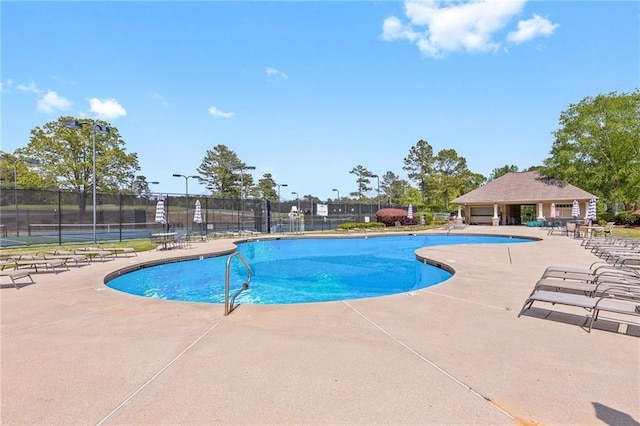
[407,203,413,221]
[549,203,556,219]
[586,196,597,224]
[571,200,580,218]
[193,199,202,224]
[155,197,166,225]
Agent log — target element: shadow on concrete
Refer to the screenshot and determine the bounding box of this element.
[593,402,640,426]
[521,307,639,336]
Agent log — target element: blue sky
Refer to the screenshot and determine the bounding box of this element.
[2,1,638,201]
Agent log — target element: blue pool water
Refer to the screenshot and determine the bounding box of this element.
[106,234,531,304]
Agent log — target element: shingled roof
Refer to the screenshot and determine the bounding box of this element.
[452,171,595,204]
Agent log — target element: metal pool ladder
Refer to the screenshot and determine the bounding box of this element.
[225,252,252,315]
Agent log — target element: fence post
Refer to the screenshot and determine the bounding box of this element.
[58,190,62,245]
[119,193,123,242]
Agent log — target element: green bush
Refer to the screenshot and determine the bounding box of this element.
[599,212,616,223]
[337,222,386,230]
[615,211,639,226]
[423,211,433,225]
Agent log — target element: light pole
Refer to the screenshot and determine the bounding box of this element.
[370,174,380,211]
[62,120,110,244]
[1,155,40,236]
[172,174,199,232]
[236,165,255,230]
[276,183,288,232]
[291,191,299,233]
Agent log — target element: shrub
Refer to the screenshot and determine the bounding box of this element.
[598,212,616,223]
[615,211,639,226]
[337,222,385,230]
[375,208,415,226]
[423,211,433,225]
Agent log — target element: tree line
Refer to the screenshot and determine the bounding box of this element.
[1,90,638,214]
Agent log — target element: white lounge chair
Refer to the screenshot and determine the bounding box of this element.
[519,286,640,332]
[0,269,34,289]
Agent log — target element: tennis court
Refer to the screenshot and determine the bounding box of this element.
[0,222,166,247]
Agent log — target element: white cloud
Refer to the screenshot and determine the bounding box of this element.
[36,91,72,113]
[208,106,234,118]
[152,92,169,107]
[507,14,558,44]
[89,98,127,120]
[266,67,288,80]
[0,79,14,91]
[16,81,43,94]
[381,0,556,58]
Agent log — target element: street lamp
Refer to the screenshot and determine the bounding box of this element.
[1,155,40,236]
[133,180,159,208]
[276,183,288,232]
[172,174,199,232]
[62,120,110,243]
[236,165,255,230]
[276,183,288,203]
[370,174,380,211]
[332,188,340,201]
[291,191,300,233]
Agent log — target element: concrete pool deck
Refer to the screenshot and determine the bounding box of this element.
[1,227,638,425]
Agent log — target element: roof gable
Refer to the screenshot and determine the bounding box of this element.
[452,171,595,204]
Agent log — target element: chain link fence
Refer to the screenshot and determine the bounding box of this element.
[0,188,383,247]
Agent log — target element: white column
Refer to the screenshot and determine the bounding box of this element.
[457,205,462,219]
[492,203,499,226]
[584,201,589,220]
[537,202,545,220]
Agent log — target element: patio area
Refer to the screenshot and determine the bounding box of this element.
[1,227,638,425]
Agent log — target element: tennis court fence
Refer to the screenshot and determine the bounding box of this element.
[0,188,382,246]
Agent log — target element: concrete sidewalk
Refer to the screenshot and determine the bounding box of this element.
[1,227,638,425]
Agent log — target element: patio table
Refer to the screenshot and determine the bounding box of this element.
[151,232,178,250]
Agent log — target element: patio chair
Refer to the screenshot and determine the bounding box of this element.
[518,286,640,332]
[547,221,567,236]
[594,222,615,237]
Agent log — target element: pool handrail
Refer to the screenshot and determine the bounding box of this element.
[225,252,252,315]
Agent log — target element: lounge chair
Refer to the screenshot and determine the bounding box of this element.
[12,255,69,273]
[0,269,34,289]
[543,262,637,276]
[541,264,639,282]
[518,286,640,332]
[98,247,137,257]
[74,248,114,262]
[612,254,640,268]
[531,275,640,297]
[39,251,90,267]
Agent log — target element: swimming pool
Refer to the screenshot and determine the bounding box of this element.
[106,234,531,304]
